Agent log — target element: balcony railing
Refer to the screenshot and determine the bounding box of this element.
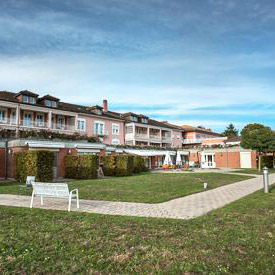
[52,123,75,131]
[150,135,161,141]
[0,118,17,126]
[135,133,148,140]
[182,138,203,144]
[162,136,171,142]
[20,119,48,128]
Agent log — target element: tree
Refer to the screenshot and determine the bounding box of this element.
[223,123,238,137]
[241,124,275,170]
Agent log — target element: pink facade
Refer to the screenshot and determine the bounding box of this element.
[172,129,183,148]
[78,114,125,145]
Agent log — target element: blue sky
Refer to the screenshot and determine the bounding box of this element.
[0,0,275,132]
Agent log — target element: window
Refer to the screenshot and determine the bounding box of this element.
[77,119,86,132]
[130,116,138,122]
[0,109,6,123]
[22,96,36,104]
[36,113,44,127]
[141,118,148,124]
[23,112,33,127]
[11,111,16,125]
[112,139,120,145]
[112,124,120,135]
[94,121,105,135]
[45,100,58,108]
[57,116,65,129]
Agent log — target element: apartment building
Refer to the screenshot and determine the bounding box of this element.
[123,112,183,148]
[0,91,125,146]
[181,125,227,146]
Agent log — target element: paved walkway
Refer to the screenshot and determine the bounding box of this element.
[0,174,274,220]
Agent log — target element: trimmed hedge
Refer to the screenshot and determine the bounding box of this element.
[100,155,116,176]
[115,155,134,177]
[65,155,98,179]
[15,151,54,182]
[133,156,147,173]
[261,156,274,169]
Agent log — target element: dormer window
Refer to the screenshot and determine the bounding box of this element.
[45,100,57,108]
[94,109,102,115]
[22,95,36,104]
[130,116,138,122]
[141,118,148,124]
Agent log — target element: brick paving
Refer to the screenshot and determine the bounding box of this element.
[0,173,274,220]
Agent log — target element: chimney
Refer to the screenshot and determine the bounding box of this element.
[103,99,108,112]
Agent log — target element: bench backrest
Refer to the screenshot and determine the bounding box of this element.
[26,176,35,187]
[32,183,70,198]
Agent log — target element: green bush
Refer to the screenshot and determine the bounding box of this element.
[115,155,134,177]
[65,155,98,179]
[133,156,147,173]
[261,155,274,169]
[101,155,116,176]
[15,151,54,182]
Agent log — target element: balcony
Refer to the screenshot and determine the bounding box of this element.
[94,130,109,137]
[162,136,171,143]
[0,118,17,126]
[20,119,48,129]
[182,138,203,144]
[149,135,161,142]
[52,122,75,132]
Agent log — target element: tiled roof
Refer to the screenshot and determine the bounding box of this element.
[0,91,124,121]
[16,90,39,97]
[181,124,223,136]
[38,94,60,102]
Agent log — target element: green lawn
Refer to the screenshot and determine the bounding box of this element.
[0,173,252,203]
[1,186,275,274]
[233,168,274,175]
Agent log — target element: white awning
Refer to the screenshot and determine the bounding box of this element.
[178,151,189,156]
[77,149,101,153]
[25,141,66,148]
[124,149,175,157]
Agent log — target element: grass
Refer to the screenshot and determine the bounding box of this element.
[0,173,252,203]
[233,168,274,175]
[1,186,275,274]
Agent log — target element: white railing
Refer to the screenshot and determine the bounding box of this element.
[0,118,17,126]
[162,136,171,142]
[94,130,109,137]
[52,123,75,131]
[21,119,48,128]
[183,137,227,144]
[135,133,148,140]
[150,135,161,141]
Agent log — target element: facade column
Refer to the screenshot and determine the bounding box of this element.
[132,123,136,146]
[15,105,20,137]
[74,115,78,131]
[48,111,52,129]
[147,127,150,145]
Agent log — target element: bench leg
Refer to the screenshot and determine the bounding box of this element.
[68,194,72,212]
[40,196,44,206]
[30,191,34,208]
[76,192,79,209]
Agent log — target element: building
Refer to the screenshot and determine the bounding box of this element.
[123,112,183,148]
[0,91,125,146]
[181,125,227,147]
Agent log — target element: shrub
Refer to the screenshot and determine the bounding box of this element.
[101,155,116,176]
[261,155,274,169]
[133,156,147,173]
[15,151,54,182]
[115,155,134,177]
[65,155,98,179]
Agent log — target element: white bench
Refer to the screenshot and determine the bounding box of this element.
[30,183,79,212]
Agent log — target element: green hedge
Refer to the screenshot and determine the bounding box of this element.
[15,151,54,182]
[100,155,116,176]
[261,156,274,169]
[115,155,134,177]
[65,155,98,179]
[133,156,147,173]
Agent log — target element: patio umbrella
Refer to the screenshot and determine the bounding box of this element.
[176,151,182,166]
[163,152,172,165]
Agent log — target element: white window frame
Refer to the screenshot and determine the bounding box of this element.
[112,139,120,145]
[36,113,44,127]
[22,96,35,104]
[23,111,33,127]
[52,101,57,108]
[112,123,120,135]
[94,121,105,135]
[0,108,7,123]
[77,118,86,132]
[57,115,65,129]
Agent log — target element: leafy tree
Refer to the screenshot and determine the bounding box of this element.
[223,123,238,137]
[241,124,275,170]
